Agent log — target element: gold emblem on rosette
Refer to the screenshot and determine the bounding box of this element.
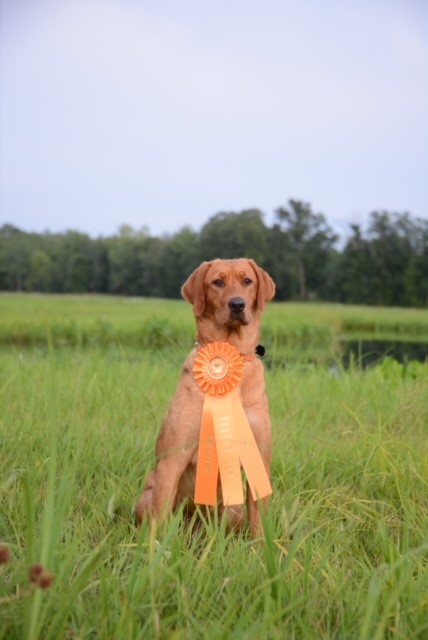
[193,342,244,395]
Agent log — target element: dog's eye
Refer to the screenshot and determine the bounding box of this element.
[212,279,225,288]
[242,278,253,286]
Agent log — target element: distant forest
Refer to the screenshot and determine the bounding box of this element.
[1,201,427,307]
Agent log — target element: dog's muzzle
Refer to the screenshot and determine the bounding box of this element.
[228,297,247,323]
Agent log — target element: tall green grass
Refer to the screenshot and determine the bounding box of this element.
[1,345,428,638]
[1,294,428,351]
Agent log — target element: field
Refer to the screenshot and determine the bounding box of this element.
[1,295,428,639]
[2,293,428,348]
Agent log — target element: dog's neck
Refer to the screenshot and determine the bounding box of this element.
[194,320,261,358]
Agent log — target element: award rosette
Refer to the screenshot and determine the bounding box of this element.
[193,341,272,506]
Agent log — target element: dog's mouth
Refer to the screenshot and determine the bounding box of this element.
[228,310,249,327]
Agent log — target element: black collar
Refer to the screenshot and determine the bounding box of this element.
[255,344,266,357]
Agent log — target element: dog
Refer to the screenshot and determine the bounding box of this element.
[136,258,276,537]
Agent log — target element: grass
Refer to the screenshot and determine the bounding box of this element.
[0,294,193,349]
[1,295,428,638]
[1,342,427,639]
[1,294,428,352]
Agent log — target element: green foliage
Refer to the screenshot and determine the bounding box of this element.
[26,251,53,292]
[1,204,428,306]
[273,200,338,300]
[197,209,269,265]
[338,211,428,307]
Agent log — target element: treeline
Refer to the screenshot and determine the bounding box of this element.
[1,201,427,307]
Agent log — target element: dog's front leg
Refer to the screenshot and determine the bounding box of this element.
[136,450,194,523]
[150,451,194,520]
[135,471,156,523]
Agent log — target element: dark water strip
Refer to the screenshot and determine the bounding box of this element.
[340,339,428,368]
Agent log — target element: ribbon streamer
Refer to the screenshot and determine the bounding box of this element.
[193,342,272,506]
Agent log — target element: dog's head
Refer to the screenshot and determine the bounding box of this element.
[181,259,275,331]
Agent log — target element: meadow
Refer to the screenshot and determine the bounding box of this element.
[1,293,428,363]
[1,294,428,639]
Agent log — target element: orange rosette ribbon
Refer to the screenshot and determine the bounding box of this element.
[193,341,244,396]
[193,342,272,506]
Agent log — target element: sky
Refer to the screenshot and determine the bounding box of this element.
[0,0,427,241]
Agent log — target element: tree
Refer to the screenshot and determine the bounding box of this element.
[274,200,338,300]
[367,211,416,306]
[0,208,426,307]
[90,240,110,293]
[138,236,169,297]
[26,250,53,292]
[339,224,374,303]
[161,227,200,298]
[198,209,269,265]
[48,231,95,293]
[402,217,428,307]
[106,226,149,295]
[0,225,33,291]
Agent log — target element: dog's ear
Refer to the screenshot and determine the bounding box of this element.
[181,262,212,316]
[249,260,276,311]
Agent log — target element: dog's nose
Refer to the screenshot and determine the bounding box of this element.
[228,297,246,314]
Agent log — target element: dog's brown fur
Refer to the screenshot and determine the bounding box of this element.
[135,258,276,537]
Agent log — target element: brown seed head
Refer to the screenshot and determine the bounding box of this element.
[29,563,44,583]
[0,544,11,564]
[38,570,54,589]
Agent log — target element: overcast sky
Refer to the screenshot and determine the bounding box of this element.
[1,0,427,240]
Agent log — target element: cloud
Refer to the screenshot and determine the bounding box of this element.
[1,0,427,236]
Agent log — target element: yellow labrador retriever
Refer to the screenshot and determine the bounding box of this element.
[136,258,275,536]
